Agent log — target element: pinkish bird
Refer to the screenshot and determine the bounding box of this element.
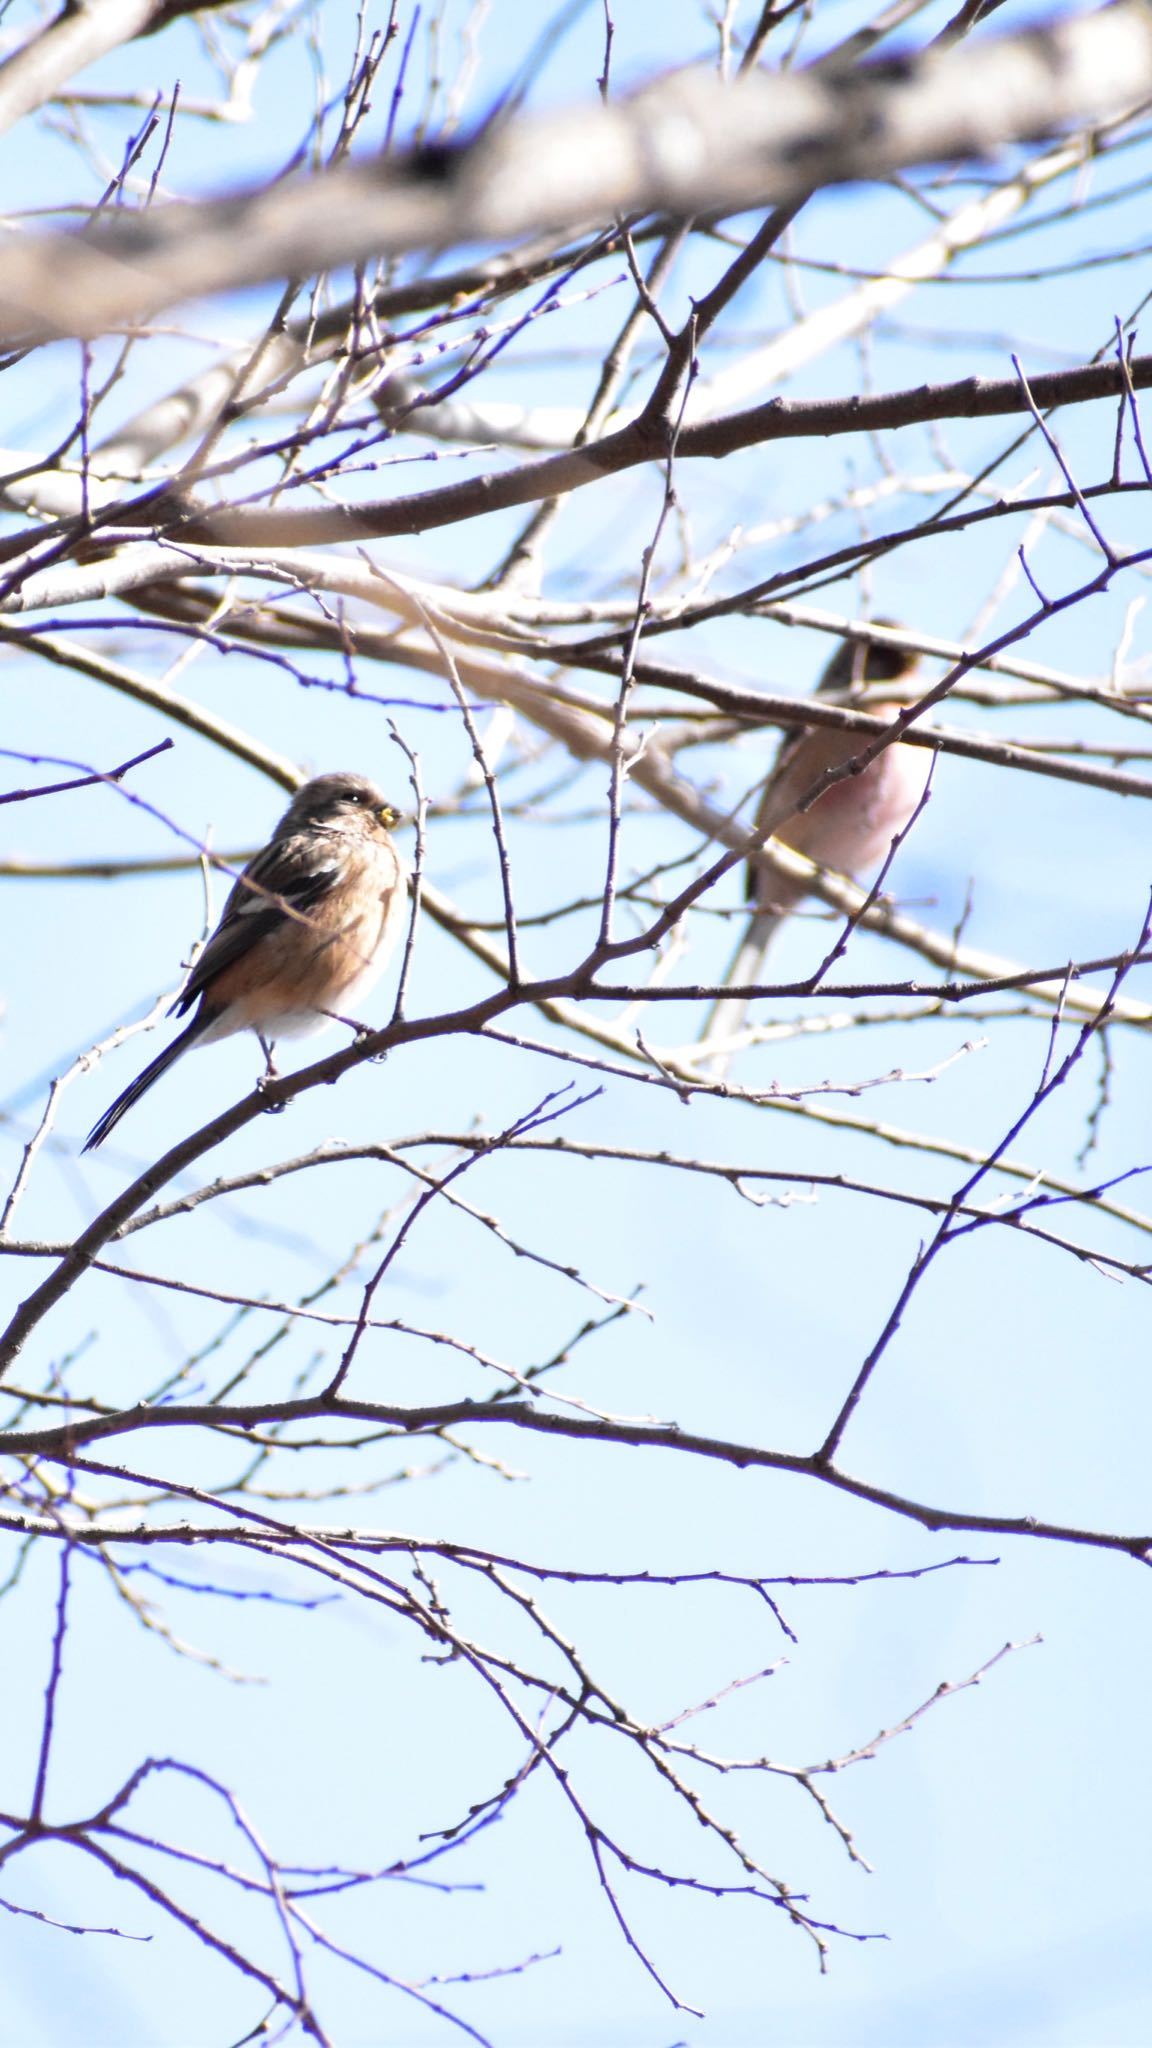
[703,627,929,1073]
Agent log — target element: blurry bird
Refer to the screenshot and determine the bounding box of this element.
[701,627,928,1074]
[84,772,407,1151]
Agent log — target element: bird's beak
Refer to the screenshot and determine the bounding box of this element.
[376,803,400,829]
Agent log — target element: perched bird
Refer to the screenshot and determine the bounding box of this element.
[83,772,407,1151]
[702,628,928,1072]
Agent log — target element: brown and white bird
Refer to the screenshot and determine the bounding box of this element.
[702,628,928,1073]
[84,772,407,1151]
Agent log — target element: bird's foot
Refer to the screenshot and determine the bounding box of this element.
[318,1007,388,1058]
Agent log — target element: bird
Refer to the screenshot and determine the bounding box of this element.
[83,771,407,1151]
[701,627,929,1073]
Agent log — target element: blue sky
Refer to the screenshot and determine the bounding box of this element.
[2,2,1152,2043]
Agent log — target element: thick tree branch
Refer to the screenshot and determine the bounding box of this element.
[114,356,1152,550]
[4,1396,1149,1563]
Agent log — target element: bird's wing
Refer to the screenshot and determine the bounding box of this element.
[173,831,345,1017]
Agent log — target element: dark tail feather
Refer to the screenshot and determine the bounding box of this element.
[82,1018,203,1152]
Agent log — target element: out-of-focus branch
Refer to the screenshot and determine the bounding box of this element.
[0,622,301,786]
[0,4,1147,343]
[0,1,181,139]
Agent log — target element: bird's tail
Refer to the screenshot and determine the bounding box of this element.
[698,909,784,1079]
[83,1017,203,1153]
